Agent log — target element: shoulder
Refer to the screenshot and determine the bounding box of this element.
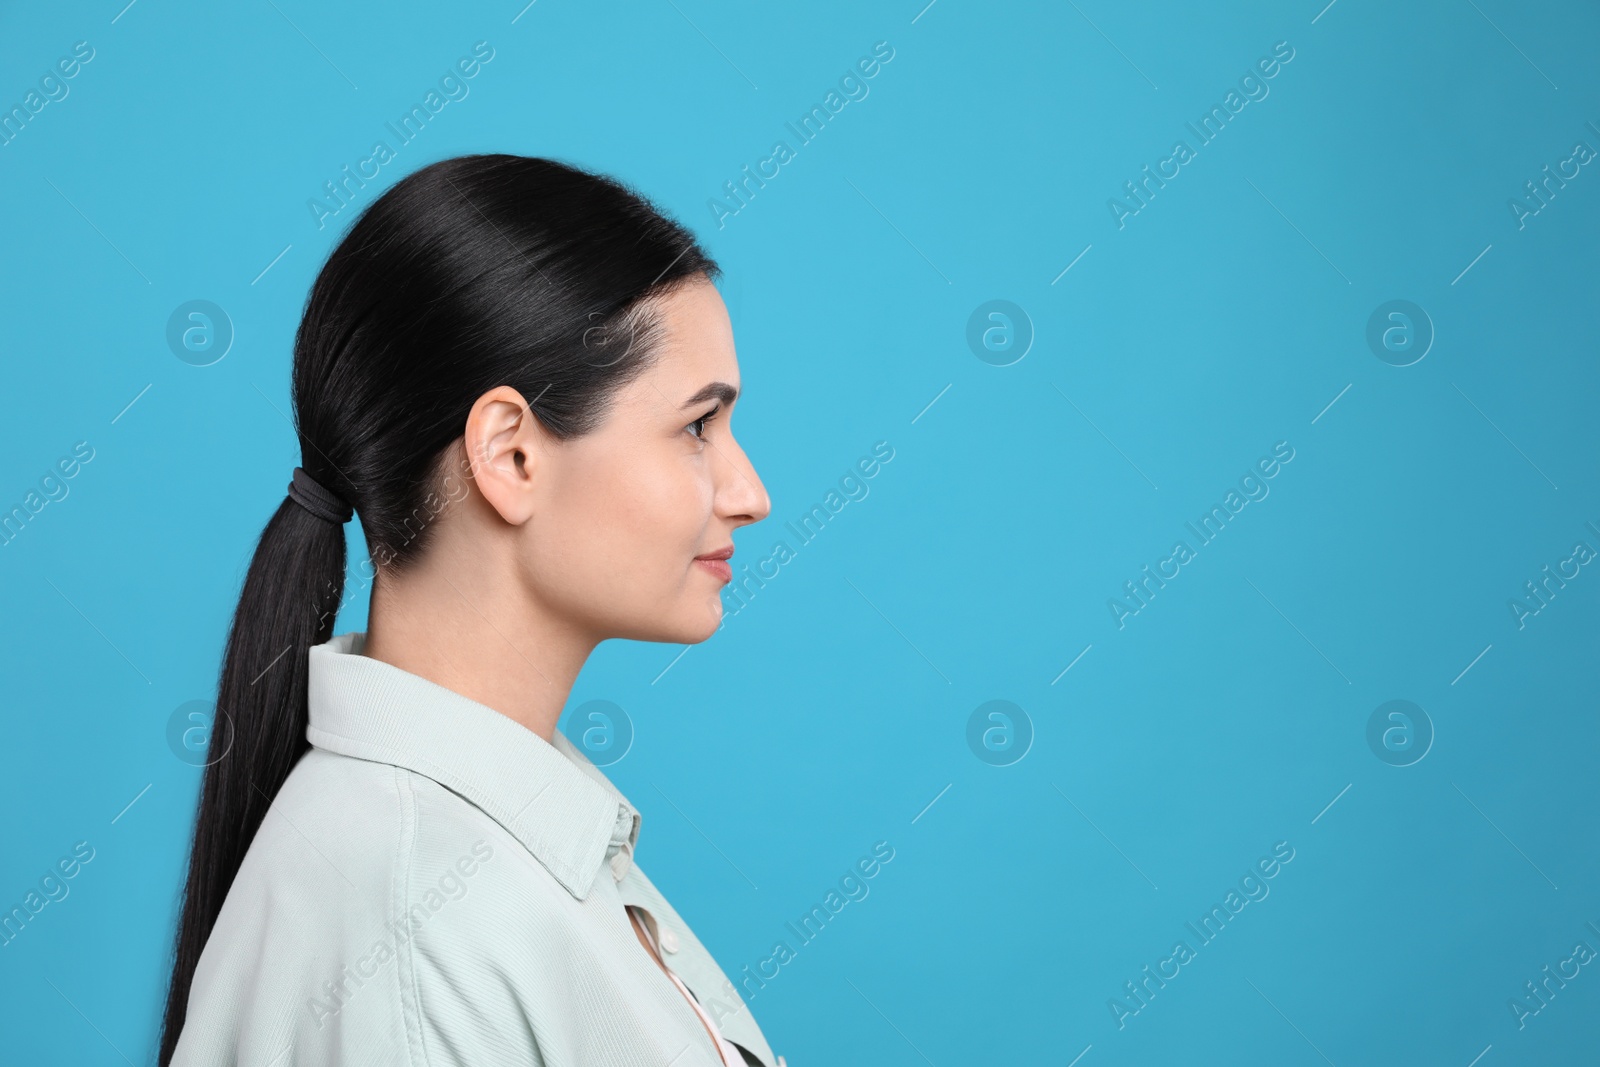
[173,750,414,1064]
[175,750,591,1066]
[236,747,412,908]
[174,751,523,1065]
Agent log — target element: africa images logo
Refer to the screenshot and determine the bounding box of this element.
[1107,40,1296,229]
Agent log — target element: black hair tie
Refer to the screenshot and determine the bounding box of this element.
[287,466,353,525]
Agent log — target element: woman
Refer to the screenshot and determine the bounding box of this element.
[160,154,782,1067]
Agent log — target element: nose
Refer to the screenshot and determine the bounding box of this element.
[717,434,770,527]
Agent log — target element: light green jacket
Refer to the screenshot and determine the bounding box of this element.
[171,631,783,1067]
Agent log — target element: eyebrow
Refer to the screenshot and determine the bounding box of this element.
[681,381,739,408]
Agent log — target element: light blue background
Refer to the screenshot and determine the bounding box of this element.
[2,0,1598,1063]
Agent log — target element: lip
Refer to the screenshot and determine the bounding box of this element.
[694,544,734,583]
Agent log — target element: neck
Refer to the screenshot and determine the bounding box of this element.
[359,557,596,745]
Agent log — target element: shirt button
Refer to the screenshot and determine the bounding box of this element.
[659,927,680,953]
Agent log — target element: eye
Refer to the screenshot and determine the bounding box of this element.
[687,405,720,440]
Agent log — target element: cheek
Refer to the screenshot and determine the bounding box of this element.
[622,467,709,555]
[549,451,713,589]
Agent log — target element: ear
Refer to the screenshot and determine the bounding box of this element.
[462,385,546,525]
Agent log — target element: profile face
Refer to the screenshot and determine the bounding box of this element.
[517,274,771,644]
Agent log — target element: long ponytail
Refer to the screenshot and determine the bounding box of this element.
[157,493,346,1064]
[156,152,717,1063]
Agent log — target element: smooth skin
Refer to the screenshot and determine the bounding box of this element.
[362,274,770,746]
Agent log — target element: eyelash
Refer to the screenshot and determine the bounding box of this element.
[688,405,720,440]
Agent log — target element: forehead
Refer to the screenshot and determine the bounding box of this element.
[642,277,738,386]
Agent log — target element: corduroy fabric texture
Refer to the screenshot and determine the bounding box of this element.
[170,631,780,1067]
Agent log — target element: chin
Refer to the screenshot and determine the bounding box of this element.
[675,595,726,644]
[622,598,724,645]
[677,602,724,644]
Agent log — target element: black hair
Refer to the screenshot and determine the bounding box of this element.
[157,153,719,1064]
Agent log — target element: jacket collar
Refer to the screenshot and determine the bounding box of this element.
[305,631,640,901]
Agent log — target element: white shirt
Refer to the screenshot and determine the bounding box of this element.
[170,631,782,1067]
